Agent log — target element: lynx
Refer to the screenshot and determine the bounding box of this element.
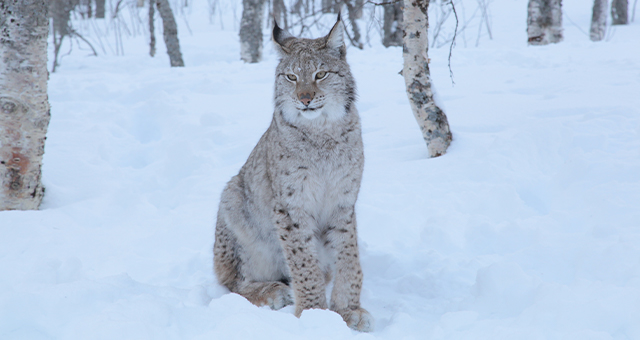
[213,16,373,332]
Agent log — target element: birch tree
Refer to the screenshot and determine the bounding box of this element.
[382,0,403,47]
[273,0,288,31]
[155,0,184,67]
[611,0,628,24]
[590,0,608,41]
[344,0,363,48]
[239,0,266,63]
[95,0,105,18]
[149,0,156,57]
[0,0,50,210]
[527,0,563,45]
[51,0,78,72]
[402,0,452,158]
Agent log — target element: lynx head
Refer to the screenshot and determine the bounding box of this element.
[272,15,356,124]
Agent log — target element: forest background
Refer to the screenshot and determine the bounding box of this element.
[1,0,640,339]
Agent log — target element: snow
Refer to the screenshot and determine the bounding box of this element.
[2,0,640,338]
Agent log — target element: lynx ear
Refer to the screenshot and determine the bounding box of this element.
[273,19,294,55]
[324,13,346,58]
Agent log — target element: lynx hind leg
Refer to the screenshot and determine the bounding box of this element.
[214,198,293,310]
[236,280,294,310]
[214,215,293,310]
[214,213,242,291]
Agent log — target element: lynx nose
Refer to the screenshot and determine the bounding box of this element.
[298,92,314,106]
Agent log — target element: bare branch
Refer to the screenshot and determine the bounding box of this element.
[448,0,458,85]
[365,0,400,6]
[69,28,98,56]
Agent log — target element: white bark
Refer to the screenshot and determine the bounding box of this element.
[0,0,50,210]
[590,0,608,41]
[527,0,563,45]
[239,0,266,63]
[402,0,452,158]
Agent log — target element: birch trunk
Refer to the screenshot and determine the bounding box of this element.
[239,0,266,63]
[51,0,77,72]
[402,0,452,158]
[527,0,563,45]
[382,0,403,47]
[95,0,105,18]
[354,0,364,18]
[273,0,288,31]
[149,0,156,57]
[590,0,608,41]
[345,1,363,49]
[611,0,628,24]
[321,0,339,13]
[156,0,184,67]
[322,0,332,13]
[0,0,50,210]
[79,0,92,18]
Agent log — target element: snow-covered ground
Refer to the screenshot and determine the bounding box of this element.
[2,0,640,338]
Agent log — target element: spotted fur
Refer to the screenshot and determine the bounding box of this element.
[213,16,373,332]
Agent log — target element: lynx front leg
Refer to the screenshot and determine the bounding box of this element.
[327,207,373,332]
[274,206,328,316]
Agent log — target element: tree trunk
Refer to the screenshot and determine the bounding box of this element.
[382,0,403,47]
[95,0,105,18]
[0,0,50,210]
[322,0,337,13]
[149,0,156,57]
[273,0,288,31]
[611,0,628,24]
[353,0,364,19]
[239,0,266,63]
[79,0,92,18]
[527,0,563,45]
[345,1,363,49]
[155,0,184,67]
[51,0,78,72]
[402,0,452,158]
[590,0,608,41]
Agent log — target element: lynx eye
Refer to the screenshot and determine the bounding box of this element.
[286,74,297,81]
[315,71,327,80]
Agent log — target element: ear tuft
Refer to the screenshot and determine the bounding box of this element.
[273,19,294,55]
[325,14,345,55]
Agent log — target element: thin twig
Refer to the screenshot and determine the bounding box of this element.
[69,28,98,56]
[365,0,400,6]
[563,12,589,37]
[448,0,458,85]
[478,0,492,39]
[112,0,125,19]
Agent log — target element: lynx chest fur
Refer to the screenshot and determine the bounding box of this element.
[213,15,373,332]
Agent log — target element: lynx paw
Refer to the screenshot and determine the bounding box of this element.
[266,284,294,310]
[336,307,374,332]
